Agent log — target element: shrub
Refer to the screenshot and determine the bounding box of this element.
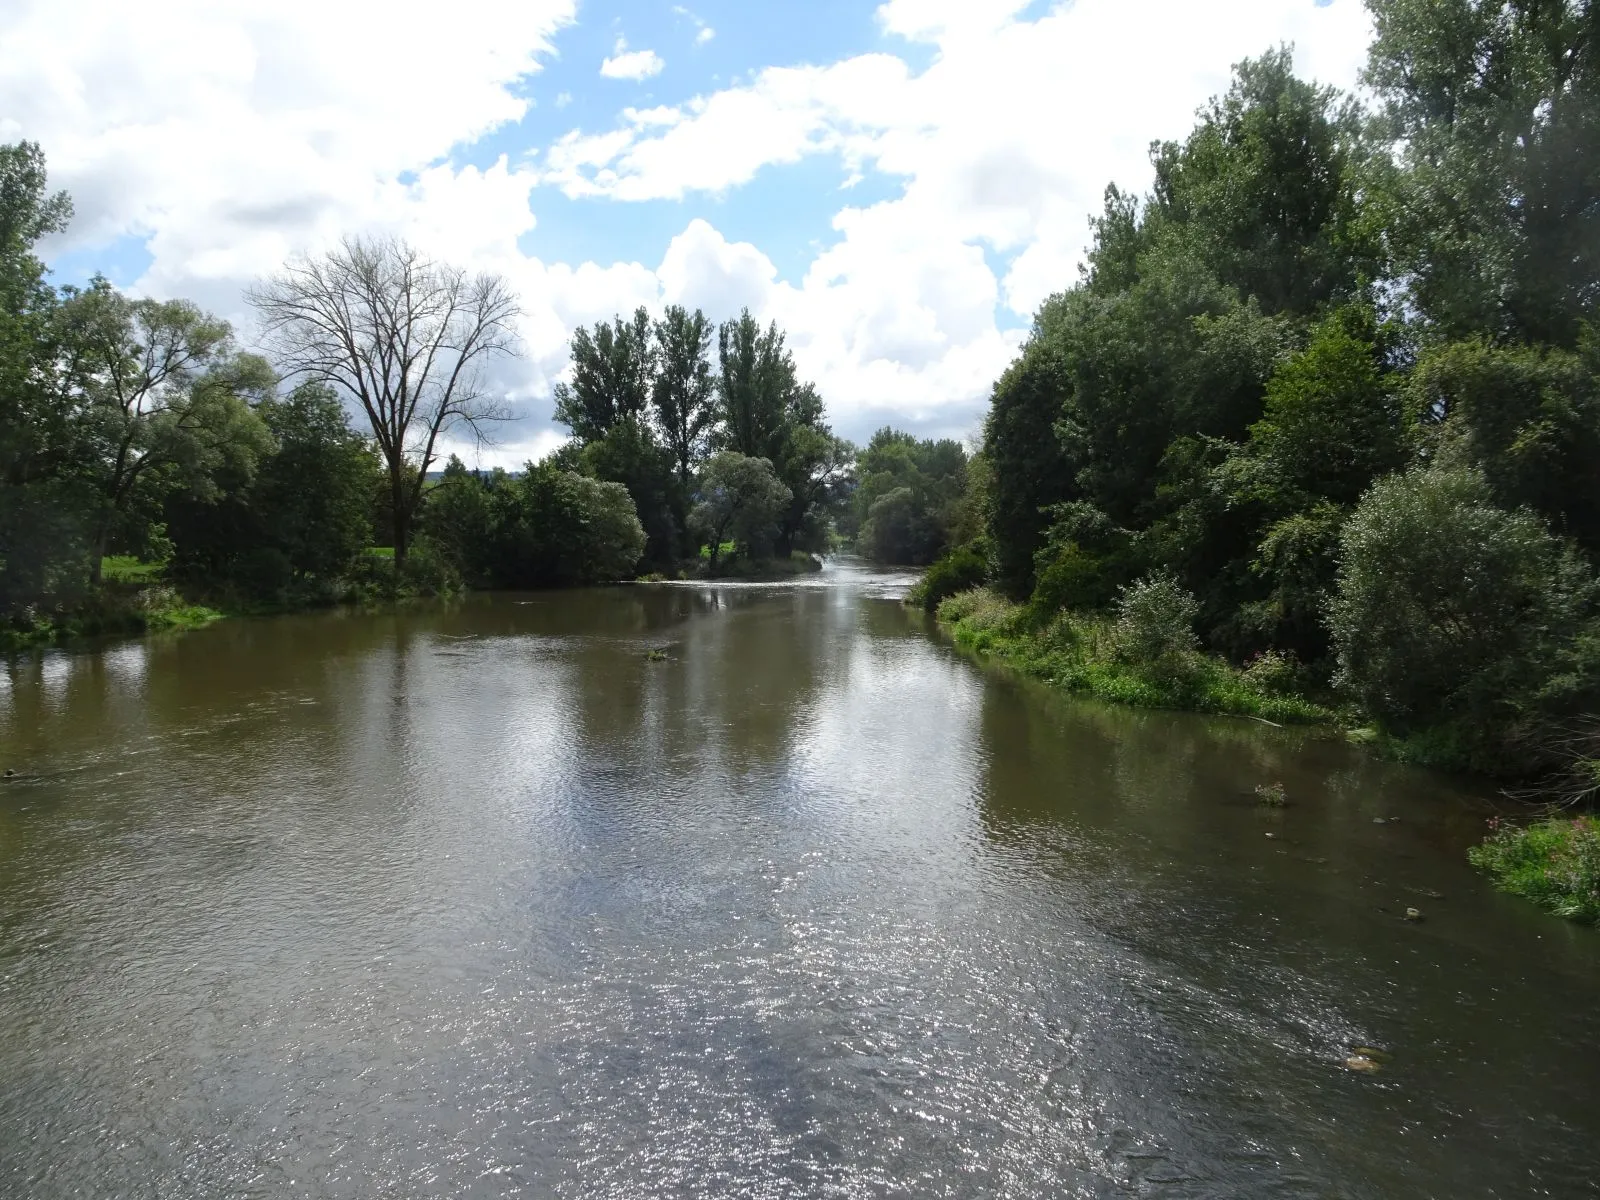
[1242,649,1303,696]
[1329,466,1597,739]
[909,547,987,612]
[1111,573,1200,667]
[936,586,1017,631]
[1469,815,1600,923]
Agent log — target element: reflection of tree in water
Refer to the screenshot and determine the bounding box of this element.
[564,586,848,792]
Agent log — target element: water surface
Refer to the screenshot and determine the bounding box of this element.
[1,562,1596,1198]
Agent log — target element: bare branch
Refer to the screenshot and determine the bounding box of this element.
[247,235,522,559]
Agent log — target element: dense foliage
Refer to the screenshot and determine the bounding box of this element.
[553,306,852,571]
[932,9,1600,803]
[844,428,971,566]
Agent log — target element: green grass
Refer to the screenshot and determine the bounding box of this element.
[366,546,396,559]
[1469,815,1600,922]
[936,587,1334,726]
[100,555,165,583]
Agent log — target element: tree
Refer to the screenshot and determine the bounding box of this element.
[59,281,274,582]
[852,427,969,564]
[983,297,1078,596]
[1409,337,1600,552]
[716,311,795,463]
[425,459,644,587]
[247,235,520,565]
[1329,466,1597,738]
[580,414,683,568]
[0,142,84,608]
[253,383,382,582]
[554,307,654,445]
[1365,0,1600,346]
[716,310,847,555]
[1150,46,1377,316]
[651,305,716,487]
[164,384,379,598]
[1244,309,1405,507]
[689,452,791,570]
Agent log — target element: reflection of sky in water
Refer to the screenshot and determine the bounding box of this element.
[100,642,148,689]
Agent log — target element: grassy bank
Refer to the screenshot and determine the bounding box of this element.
[934,587,1333,725]
[934,588,1331,723]
[1,585,223,651]
[1470,815,1600,923]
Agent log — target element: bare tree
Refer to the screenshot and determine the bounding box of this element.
[247,236,520,564]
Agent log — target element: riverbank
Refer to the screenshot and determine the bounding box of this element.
[931,584,1600,925]
[933,587,1332,726]
[0,586,224,651]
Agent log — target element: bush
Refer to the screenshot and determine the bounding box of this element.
[1242,649,1303,696]
[908,547,987,612]
[1111,573,1200,668]
[936,586,1018,633]
[1469,815,1600,923]
[1329,466,1598,739]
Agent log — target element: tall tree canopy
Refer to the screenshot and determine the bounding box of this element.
[248,236,520,565]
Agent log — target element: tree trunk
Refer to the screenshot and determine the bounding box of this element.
[390,469,409,568]
[87,516,110,587]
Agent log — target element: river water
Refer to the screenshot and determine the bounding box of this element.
[0,561,1596,1198]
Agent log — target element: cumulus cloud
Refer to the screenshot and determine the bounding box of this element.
[524,0,1374,448]
[599,39,665,82]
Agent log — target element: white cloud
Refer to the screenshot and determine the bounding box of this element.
[526,0,1375,447]
[599,38,665,82]
[671,5,716,45]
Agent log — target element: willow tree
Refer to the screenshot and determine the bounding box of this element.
[248,236,520,563]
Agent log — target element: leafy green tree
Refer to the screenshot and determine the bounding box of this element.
[1410,337,1600,552]
[715,309,846,555]
[253,384,381,581]
[419,456,498,586]
[554,307,655,444]
[525,466,646,585]
[853,427,969,564]
[1329,466,1597,737]
[424,458,644,587]
[689,451,791,570]
[580,414,684,568]
[1365,0,1600,346]
[982,297,1078,596]
[1151,46,1378,316]
[58,281,274,582]
[652,305,716,487]
[0,142,87,608]
[716,311,795,463]
[1246,310,1405,506]
[163,385,378,600]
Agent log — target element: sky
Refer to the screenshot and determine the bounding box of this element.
[3,0,1375,467]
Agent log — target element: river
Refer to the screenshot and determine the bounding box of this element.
[1,561,1596,1198]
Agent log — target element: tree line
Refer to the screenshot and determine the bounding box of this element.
[931,0,1600,781]
[2,139,976,629]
